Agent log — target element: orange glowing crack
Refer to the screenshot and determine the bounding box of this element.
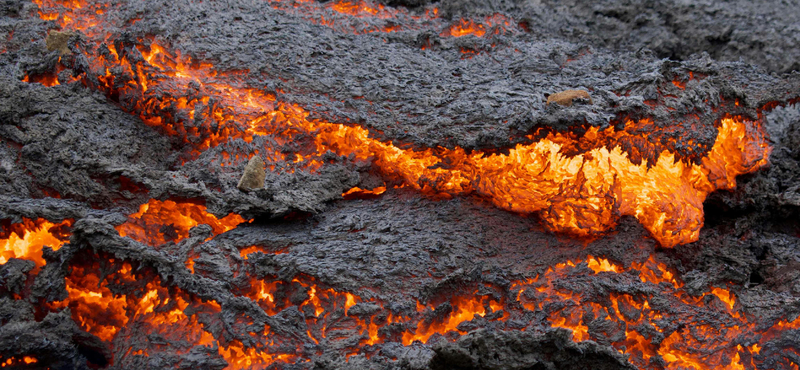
[400,295,500,345]
[331,0,392,19]
[341,185,387,199]
[34,1,770,247]
[93,35,769,247]
[116,199,245,246]
[266,0,440,35]
[0,218,72,269]
[442,19,485,37]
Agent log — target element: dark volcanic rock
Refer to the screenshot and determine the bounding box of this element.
[1,0,800,369]
[430,328,637,370]
[441,0,800,74]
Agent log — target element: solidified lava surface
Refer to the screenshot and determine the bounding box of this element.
[1,0,800,369]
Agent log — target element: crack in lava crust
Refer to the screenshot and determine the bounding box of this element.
[32,0,771,247]
[9,1,798,370]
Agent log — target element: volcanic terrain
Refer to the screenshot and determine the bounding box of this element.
[2,0,800,369]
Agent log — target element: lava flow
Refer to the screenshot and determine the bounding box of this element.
[43,240,800,370]
[9,0,800,369]
[30,0,770,247]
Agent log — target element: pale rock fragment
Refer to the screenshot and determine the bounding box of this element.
[237,156,265,191]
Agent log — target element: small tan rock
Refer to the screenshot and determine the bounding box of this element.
[546,89,593,107]
[237,156,266,191]
[46,31,75,55]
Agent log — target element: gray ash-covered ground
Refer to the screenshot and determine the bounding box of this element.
[1,0,800,369]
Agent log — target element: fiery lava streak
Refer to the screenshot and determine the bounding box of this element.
[316,116,769,247]
[0,218,72,268]
[33,0,771,247]
[116,199,245,246]
[50,248,800,370]
[51,255,297,369]
[266,0,439,35]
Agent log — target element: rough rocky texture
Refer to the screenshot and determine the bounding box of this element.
[430,329,637,370]
[1,0,800,369]
[437,0,800,75]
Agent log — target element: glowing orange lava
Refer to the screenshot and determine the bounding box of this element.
[33,0,771,247]
[341,185,387,199]
[20,2,796,369]
[400,295,502,345]
[95,36,768,247]
[0,357,38,367]
[331,0,392,19]
[52,258,295,369]
[0,218,72,268]
[116,199,245,246]
[510,255,775,369]
[442,19,485,37]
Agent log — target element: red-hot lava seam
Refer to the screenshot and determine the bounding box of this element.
[4,215,800,369]
[265,0,514,38]
[31,0,770,247]
[267,0,438,35]
[11,2,793,369]
[115,199,245,246]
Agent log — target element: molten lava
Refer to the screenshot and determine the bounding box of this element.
[317,116,768,247]
[52,256,296,369]
[16,1,797,370]
[0,357,38,367]
[341,186,387,199]
[32,0,772,247]
[442,19,486,37]
[36,21,769,246]
[47,248,800,370]
[116,199,244,246]
[0,218,72,268]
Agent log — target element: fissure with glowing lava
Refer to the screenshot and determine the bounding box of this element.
[4,208,800,369]
[3,0,795,369]
[31,0,770,247]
